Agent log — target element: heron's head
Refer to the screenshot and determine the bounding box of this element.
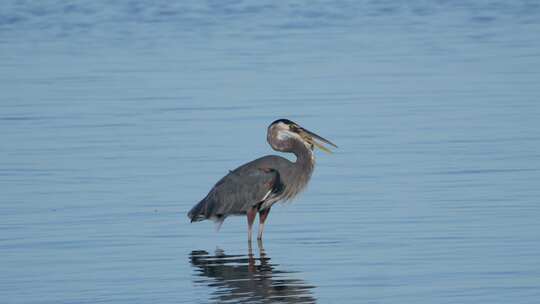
[267,119,337,154]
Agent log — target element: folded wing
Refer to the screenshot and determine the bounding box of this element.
[188,160,283,223]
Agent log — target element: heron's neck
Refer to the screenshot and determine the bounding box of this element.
[281,140,314,200]
[292,140,315,170]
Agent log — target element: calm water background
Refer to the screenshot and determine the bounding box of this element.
[1,1,540,303]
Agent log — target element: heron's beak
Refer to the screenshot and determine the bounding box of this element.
[298,127,338,154]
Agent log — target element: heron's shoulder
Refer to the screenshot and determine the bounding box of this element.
[212,156,284,189]
[235,155,292,171]
[250,155,293,166]
[228,155,291,176]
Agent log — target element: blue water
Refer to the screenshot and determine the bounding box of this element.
[1,1,540,303]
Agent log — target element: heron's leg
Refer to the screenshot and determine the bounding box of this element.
[247,207,257,242]
[247,241,256,273]
[257,207,271,240]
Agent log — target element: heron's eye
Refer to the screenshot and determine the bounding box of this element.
[289,125,300,132]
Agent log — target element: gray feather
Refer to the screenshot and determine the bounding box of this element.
[188,155,288,223]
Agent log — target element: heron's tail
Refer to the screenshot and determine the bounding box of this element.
[188,197,225,225]
[188,200,206,222]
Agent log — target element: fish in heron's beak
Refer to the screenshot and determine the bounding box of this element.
[296,126,338,154]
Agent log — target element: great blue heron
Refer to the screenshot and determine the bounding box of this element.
[188,119,337,241]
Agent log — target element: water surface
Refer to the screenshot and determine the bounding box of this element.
[1,1,540,303]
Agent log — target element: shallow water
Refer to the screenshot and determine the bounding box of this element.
[2,1,540,303]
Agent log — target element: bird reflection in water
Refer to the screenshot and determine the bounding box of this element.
[189,241,316,303]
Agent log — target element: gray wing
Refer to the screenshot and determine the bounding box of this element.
[188,156,285,223]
